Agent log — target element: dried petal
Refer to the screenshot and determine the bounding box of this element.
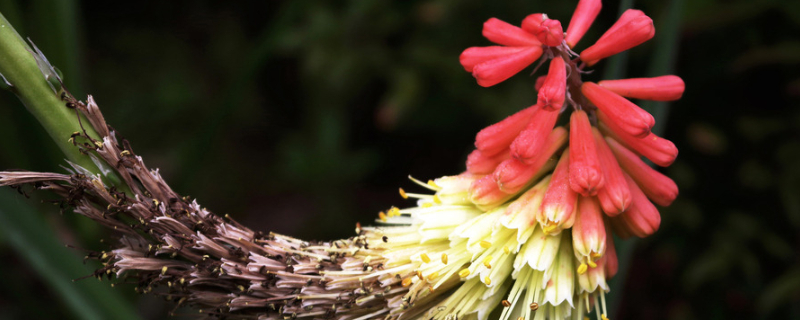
[599,75,685,101]
[568,110,604,196]
[582,82,654,138]
[565,0,602,48]
[538,56,567,111]
[580,9,655,65]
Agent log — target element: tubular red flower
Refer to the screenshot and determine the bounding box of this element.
[582,82,654,138]
[568,110,604,196]
[580,9,655,66]
[472,46,543,87]
[460,46,533,73]
[521,13,545,35]
[606,137,678,206]
[599,75,685,101]
[534,75,547,91]
[510,107,560,164]
[603,228,618,278]
[614,172,661,238]
[540,149,579,234]
[572,196,606,260]
[497,127,567,194]
[466,148,511,175]
[469,174,510,210]
[597,110,678,167]
[565,0,602,48]
[592,128,631,216]
[535,18,564,47]
[474,105,538,157]
[538,56,567,111]
[482,18,541,47]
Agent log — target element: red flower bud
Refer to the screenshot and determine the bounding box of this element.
[469,175,510,210]
[565,0,602,48]
[474,105,538,157]
[460,46,533,72]
[482,18,541,47]
[604,228,618,278]
[497,127,567,194]
[472,46,543,87]
[535,18,565,47]
[538,56,567,111]
[521,13,545,35]
[614,172,661,238]
[540,149,579,234]
[580,9,655,65]
[606,137,678,206]
[572,196,606,260]
[466,148,511,175]
[593,128,631,216]
[598,75,685,101]
[510,107,560,163]
[534,75,547,91]
[582,82,654,138]
[597,110,678,167]
[568,110,604,196]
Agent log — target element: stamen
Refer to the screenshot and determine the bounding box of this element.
[578,263,588,275]
[484,276,492,285]
[480,240,492,248]
[428,271,439,281]
[483,256,493,269]
[402,277,413,287]
[503,246,510,254]
[530,302,539,311]
[442,253,448,265]
[588,260,597,268]
[417,270,424,280]
[388,207,401,217]
[421,253,431,264]
[501,300,511,307]
[378,211,388,222]
[433,195,442,204]
[399,188,409,199]
[459,269,470,278]
[407,175,438,190]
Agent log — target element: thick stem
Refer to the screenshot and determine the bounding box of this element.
[0,12,121,185]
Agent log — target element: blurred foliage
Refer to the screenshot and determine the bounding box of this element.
[0,0,798,319]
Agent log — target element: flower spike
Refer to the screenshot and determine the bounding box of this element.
[482,18,541,47]
[580,9,655,65]
[582,81,655,138]
[568,110,604,196]
[599,75,685,101]
[538,56,567,111]
[565,0,602,48]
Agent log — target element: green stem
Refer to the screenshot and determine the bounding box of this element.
[0,12,121,185]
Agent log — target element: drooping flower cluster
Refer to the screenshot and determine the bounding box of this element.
[375,0,682,319]
[0,1,682,320]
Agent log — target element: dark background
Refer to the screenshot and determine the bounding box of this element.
[0,0,798,319]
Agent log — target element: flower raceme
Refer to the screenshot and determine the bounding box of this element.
[370,1,682,319]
